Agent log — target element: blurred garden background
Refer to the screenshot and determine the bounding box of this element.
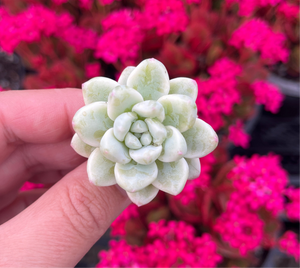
[0,0,299,267]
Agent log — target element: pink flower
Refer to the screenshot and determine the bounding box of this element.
[238,0,259,17]
[95,9,144,64]
[98,220,222,267]
[196,59,242,131]
[20,181,44,191]
[0,6,97,53]
[208,58,242,79]
[141,0,189,35]
[284,188,300,221]
[85,62,101,78]
[214,207,264,256]
[226,0,283,16]
[196,74,241,131]
[279,231,300,261]
[227,154,288,216]
[251,80,284,113]
[58,23,98,52]
[230,19,289,64]
[228,120,250,148]
[277,2,300,21]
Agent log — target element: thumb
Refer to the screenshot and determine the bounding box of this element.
[0,162,130,267]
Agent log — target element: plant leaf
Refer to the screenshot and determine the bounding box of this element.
[72,101,113,147]
[87,148,116,186]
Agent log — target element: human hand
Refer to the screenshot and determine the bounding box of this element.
[0,88,130,267]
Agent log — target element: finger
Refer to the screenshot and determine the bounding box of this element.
[29,169,71,184]
[0,162,131,267]
[0,138,85,195]
[0,189,47,224]
[0,88,84,163]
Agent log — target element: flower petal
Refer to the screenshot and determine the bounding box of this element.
[127,185,159,207]
[100,128,131,164]
[140,132,152,146]
[115,161,158,193]
[70,133,95,158]
[127,58,170,101]
[82,77,119,104]
[72,102,113,147]
[169,78,198,101]
[118,66,135,85]
[158,126,187,162]
[158,94,197,132]
[129,145,162,165]
[132,101,165,122]
[125,132,142,149]
[182,118,218,158]
[145,118,167,146]
[107,85,144,121]
[185,158,201,180]
[113,112,138,141]
[87,148,116,186]
[130,120,148,133]
[153,158,189,195]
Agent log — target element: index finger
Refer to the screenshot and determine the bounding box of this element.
[0,88,84,160]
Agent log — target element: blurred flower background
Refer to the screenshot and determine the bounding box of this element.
[0,0,299,267]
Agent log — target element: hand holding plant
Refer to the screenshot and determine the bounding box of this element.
[0,89,130,266]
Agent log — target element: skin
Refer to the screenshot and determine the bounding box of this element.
[0,88,130,267]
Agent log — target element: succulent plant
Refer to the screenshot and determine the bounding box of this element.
[71,58,218,206]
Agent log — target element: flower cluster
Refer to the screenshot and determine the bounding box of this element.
[196,58,242,131]
[227,154,288,216]
[214,207,265,256]
[228,120,250,148]
[277,2,300,21]
[141,0,189,35]
[95,10,144,64]
[284,188,300,221]
[98,220,222,267]
[213,154,289,256]
[251,80,284,113]
[0,6,97,54]
[279,231,300,262]
[230,19,289,64]
[226,0,283,16]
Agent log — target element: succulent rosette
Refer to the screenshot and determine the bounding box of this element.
[71,58,218,206]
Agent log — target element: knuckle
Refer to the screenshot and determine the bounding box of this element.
[60,182,111,238]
